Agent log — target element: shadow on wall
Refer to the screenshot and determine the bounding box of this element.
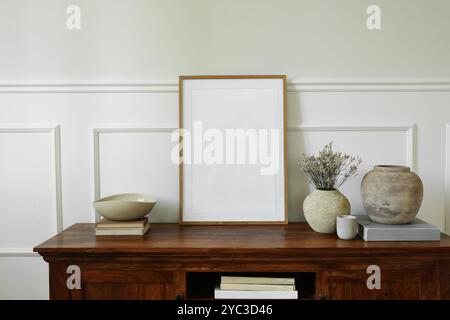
[287,92,310,222]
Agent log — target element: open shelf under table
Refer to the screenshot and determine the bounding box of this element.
[186,271,316,300]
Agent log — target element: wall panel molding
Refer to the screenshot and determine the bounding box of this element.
[288,79,450,92]
[0,248,40,257]
[1,79,450,93]
[0,125,62,257]
[287,123,416,170]
[92,124,416,222]
[93,125,177,221]
[446,124,450,235]
[0,80,178,94]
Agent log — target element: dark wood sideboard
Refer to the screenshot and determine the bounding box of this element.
[34,223,450,300]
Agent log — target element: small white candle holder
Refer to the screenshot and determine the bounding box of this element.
[336,215,358,240]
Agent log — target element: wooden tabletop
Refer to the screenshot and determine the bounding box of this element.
[33,223,450,257]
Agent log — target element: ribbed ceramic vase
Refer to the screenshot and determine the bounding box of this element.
[303,190,351,233]
[361,165,423,224]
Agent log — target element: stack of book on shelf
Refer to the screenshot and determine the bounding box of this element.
[95,217,150,236]
[214,276,298,300]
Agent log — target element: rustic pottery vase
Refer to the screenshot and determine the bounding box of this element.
[303,190,351,233]
[361,165,423,224]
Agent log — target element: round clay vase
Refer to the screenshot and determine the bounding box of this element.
[303,190,351,233]
[361,165,423,224]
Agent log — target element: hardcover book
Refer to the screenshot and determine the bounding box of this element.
[219,283,295,291]
[214,287,298,300]
[95,217,148,229]
[357,216,440,241]
[95,222,150,236]
[220,276,295,285]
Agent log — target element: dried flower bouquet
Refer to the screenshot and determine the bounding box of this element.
[298,142,362,190]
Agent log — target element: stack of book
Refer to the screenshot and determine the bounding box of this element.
[95,217,150,236]
[214,276,298,299]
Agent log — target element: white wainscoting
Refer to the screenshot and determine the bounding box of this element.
[287,124,415,222]
[0,125,62,257]
[0,257,49,299]
[93,126,178,222]
[0,79,449,299]
[288,124,415,168]
[446,124,450,235]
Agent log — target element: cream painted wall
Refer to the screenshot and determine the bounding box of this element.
[0,0,450,79]
[1,0,450,299]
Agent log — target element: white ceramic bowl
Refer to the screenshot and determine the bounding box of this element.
[93,193,156,221]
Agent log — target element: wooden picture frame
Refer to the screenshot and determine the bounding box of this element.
[179,75,287,224]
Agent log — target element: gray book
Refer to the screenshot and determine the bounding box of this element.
[357,216,441,241]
